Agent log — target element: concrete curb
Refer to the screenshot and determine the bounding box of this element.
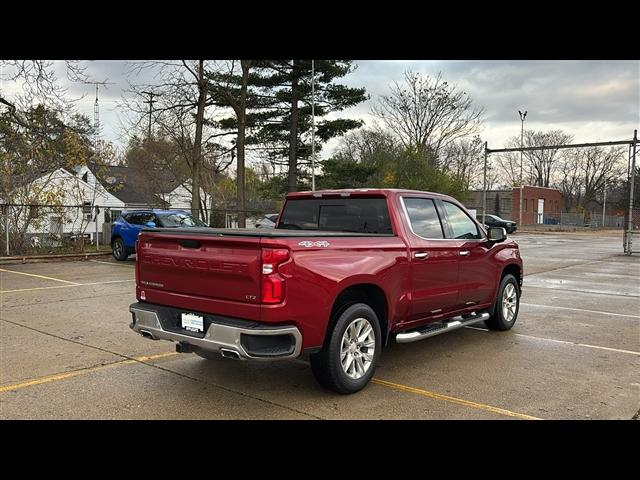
[0,251,113,265]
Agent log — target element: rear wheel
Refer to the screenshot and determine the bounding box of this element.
[485,274,520,331]
[310,303,381,394]
[112,238,128,261]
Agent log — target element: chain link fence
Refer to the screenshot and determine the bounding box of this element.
[530,212,625,228]
[0,203,118,257]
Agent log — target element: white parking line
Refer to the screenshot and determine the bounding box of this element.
[523,285,640,298]
[513,333,640,356]
[463,326,640,356]
[90,260,135,268]
[520,302,640,320]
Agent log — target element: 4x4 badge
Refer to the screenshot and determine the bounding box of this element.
[298,240,330,248]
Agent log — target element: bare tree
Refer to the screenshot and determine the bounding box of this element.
[122,60,228,220]
[494,150,521,187]
[336,125,399,165]
[558,146,626,211]
[495,130,574,187]
[525,130,574,187]
[440,136,486,189]
[371,71,484,166]
[1,61,86,109]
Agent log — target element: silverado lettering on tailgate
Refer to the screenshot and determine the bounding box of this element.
[141,253,249,274]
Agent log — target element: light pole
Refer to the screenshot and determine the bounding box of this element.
[311,60,316,191]
[518,110,527,227]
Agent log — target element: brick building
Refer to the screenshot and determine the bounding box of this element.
[466,186,564,225]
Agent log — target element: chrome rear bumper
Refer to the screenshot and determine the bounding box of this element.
[129,303,302,360]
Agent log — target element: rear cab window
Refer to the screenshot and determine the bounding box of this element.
[278,197,393,234]
[402,197,445,239]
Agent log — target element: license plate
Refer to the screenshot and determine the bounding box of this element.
[181,313,204,332]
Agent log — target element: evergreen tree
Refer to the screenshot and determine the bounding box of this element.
[251,60,368,191]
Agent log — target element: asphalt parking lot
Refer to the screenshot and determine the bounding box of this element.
[1,231,638,420]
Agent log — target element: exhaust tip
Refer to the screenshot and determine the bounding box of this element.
[220,348,240,360]
[139,329,156,340]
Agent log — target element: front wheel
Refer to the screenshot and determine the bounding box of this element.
[310,303,382,394]
[112,238,128,261]
[485,274,520,331]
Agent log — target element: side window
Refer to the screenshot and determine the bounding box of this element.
[125,214,141,225]
[442,201,481,240]
[403,198,444,239]
[139,213,156,225]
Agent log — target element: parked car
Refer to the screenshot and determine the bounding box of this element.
[476,214,517,234]
[255,213,279,228]
[130,189,523,393]
[111,210,207,261]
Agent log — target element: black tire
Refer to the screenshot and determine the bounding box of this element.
[111,237,128,261]
[485,273,520,331]
[310,303,382,394]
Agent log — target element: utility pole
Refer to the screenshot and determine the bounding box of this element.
[518,110,527,227]
[602,178,607,228]
[94,85,99,153]
[311,60,316,191]
[141,91,161,140]
[627,129,637,254]
[4,206,9,256]
[482,142,488,226]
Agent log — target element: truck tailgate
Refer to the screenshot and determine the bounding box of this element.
[136,231,262,305]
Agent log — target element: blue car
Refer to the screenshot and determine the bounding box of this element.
[111,209,207,261]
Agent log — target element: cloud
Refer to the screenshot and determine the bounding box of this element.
[332,60,639,151]
[3,60,638,156]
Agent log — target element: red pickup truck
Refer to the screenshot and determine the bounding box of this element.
[130,189,523,393]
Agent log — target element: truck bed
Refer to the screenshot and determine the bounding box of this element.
[143,227,395,237]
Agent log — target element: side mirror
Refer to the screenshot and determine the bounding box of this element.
[487,226,507,243]
[145,221,156,228]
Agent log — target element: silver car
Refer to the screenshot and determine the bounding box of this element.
[255,213,279,229]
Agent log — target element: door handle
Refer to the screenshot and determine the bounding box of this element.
[459,250,470,256]
[414,252,429,259]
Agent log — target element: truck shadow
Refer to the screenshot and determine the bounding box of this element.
[175,327,508,399]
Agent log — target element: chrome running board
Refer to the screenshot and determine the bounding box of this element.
[395,312,490,344]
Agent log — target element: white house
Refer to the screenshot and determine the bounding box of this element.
[2,160,265,250]
[0,167,124,247]
[159,180,211,212]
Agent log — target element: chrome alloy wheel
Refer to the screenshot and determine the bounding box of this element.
[502,283,518,322]
[340,317,375,380]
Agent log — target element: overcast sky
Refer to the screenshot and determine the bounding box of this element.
[3,60,638,158]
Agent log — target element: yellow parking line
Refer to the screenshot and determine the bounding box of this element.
[0,352,179,393]
[0,267,80,285]
[1,279,134,293]
[372,378,541,420]
[0,284,80,294]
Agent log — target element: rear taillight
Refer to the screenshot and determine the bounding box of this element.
[261,248,289,304]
